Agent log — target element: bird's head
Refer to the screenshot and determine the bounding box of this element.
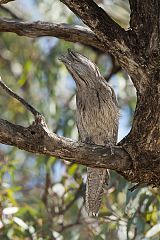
[59,49,103,88]
[59,49,118,109]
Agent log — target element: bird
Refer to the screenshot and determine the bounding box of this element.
[59,49,119,216]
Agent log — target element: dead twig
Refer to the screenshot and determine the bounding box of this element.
[0,76,41,118]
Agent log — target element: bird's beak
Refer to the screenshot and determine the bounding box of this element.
[58,49,78,66]
[58,54,69,65]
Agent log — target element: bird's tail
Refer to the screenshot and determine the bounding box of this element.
[85,167,109,216]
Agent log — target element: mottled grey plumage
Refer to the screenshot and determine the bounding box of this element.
[59,49,119,216]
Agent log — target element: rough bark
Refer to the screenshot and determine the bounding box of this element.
[120,0,160,185]
[0,19,105,52]
[0,118,131,171]
[60,0,133,74]
[59,0,152,93]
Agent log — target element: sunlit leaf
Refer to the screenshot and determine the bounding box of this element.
[3,207,19,215]
[67,164,78,176]
[13,217,28,230]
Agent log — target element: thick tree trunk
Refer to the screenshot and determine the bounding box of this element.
[121,73,160,185]
[119,0,160,185]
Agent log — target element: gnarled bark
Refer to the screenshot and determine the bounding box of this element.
[120,0,160,185]
[0,118,132,171]
[0,19,105,52]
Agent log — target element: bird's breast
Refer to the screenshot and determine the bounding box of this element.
[76,100,118,145]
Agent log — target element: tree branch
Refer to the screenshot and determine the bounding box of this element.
[59,0,145,89]
[0,118,132,171]
[0,77,41,118]
[0,17,142,90]
[60,0,128,54]
[0,77,132,172]
[0,18,105,52]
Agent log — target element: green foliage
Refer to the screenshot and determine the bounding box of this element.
[0,1,159,239]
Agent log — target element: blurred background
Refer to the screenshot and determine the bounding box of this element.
[0,0,159,239]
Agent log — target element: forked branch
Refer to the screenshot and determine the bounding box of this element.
[0,118,132,171]
[59,0,143,88]
[60,0,128,53]
[0,77,132,171]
